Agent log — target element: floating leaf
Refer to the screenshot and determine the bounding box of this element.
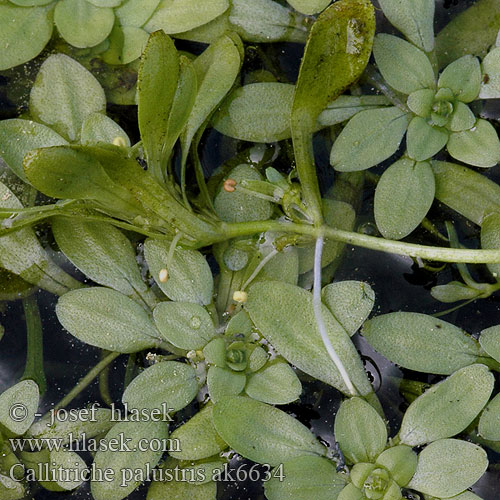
[374,158,435,240]
[153,302,216,350]
[478,392,500,441]
[479,325,500,364]
[48,449,87,491]
[56,287,159,352]
[115,0,161,27]
[362,312,480,375]
[448,102,476,132]
[373,34,435,94]
[81,113,131,146]
[213,396,326,466]
[286,0,330,15]
[399,364,494,446]
[144,240,214,305]
[480,47,500,99]
[246,281,373,396]
[122,361,198,413]
[213,83,295,143]
[334,397,387,465]
[321,281,375,336]
[30,55,106,141]
[0,4,53,71]
[407,439,488,498]
[375,446,417,487]
[245,362,302,405]
[0,472,25,499]
[54,0,115,48]
[331,107,411,172]
[378,0,434,51]
[265,455,345,500]
[147,478,217,500]
[91,420,169,500]
[207,366,246,402]
[0,380,39,435]
[438,55,482,103]
[407,117,449,161]
[0,119,68,183]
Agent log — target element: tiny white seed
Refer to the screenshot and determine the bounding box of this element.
[232,290,248,303]
[158,269,169,283]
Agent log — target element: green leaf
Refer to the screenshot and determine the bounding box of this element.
[0,380,39,435]
[334,397,387,465]
[374,158,435,239]
[375,446,417,487]
[447,119,500,168]
[478,392,500,441]
[137,31,179,179]
[207,366,246,402]
[448,102,476,132]
[245,361,302,405]
[214,164,273,223]
[0,119,68,183]
[30,54,107,142]
[56,287,159,353]
[254,246,299,286]
[81,113,131,146]
[373,34,435,94]
[399,364,494,446]
[431,282,482,303]
[144,0,229,34]
[337,483,364,500]
[0,4,53,71]
[213,83,295,143]
[115,0,161,27]
[321,281,375,336]
[52,218,149,302]
[331,107,411,172]
[147,478,217,500]
[203,338,227,367]
[54,0,115,48]
[406,88,434,117]
[181,33,243,160]
[87,0,122,6]
[265,455,345,500]
[480,47,500,99]
[362,312,480,375]
[407,439,488,498]
[213,396,326,466]
[48,449,87,491]
[480,212,500,279]
[479,325,500,364]
[122,361,198,413]
[169,405,227,460]
[144,240,214,305]
[91,420,169,500]
[246,281,373,396]
[286,0,330,15]
[0,472,25,499]
[378,0,434,52]
[438,55,482,103]
[407,117,449,161]
[153,302,216,350]
[432,161,500,226]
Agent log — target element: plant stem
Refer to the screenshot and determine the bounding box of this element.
[49,351,121,413]
[21,295,47,394]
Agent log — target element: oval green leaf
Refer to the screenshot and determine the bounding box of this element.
[0,380,39,435]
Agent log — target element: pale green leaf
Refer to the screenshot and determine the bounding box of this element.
[287,0,330,15]
[407,439,488,498]
[331,107,411,171]
[407,117,449,161]
[399,364,494,446]
[144,240,214,305]
[321,281,375,336]
[213,83,295,143]
[203,338,227,367]
[122,361,198,413]
[213,396,326,466]
[56,287,159,353]
[30,54,107,141]
[334,397,387,464]
[87,0,122,6]
[362,312,480,374]
[379,0,434,51]
[115,0,161,27]
[245,362,302,405]
[49,449,87,490]
[10,0,53,5]
[169,405,227,460]
[91,420,169,500]
[375,446,417,487]
[0,472,25,499]
[431,282,482,303]
[448,102,476,132]
[207,366,246,402]
[153,302,216,350]
[374,158,435,239]
[478,392,500,441]
[246,281,373,396]
[102,25,150,65]
[337,483,364,500]
[81,113,130,146]
[265,456,345,500]
[373,34,435,94]
[438,55,482,103]
[481,212,500,279]
[480,47,500,99]
[447,119,500,168]
[147,479,217,500]
[0,380,39,435]
[407,88,435,117]
[0,5,53,71]
[479,325,500,364]
[145,0,229,34]
[255,245,299,286]
[0,119,68,183]
[54,0,115,48]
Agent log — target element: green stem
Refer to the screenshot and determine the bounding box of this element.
[21,295,47,394]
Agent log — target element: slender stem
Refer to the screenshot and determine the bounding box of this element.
[313,238,357,396]
[241,249,279,291]
[98,350,113,407]
[21,295,47,394]
[49,351,121,413]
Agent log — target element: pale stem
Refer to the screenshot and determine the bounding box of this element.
[241,249,279,291]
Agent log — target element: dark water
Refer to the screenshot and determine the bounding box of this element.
[1,1,499,499]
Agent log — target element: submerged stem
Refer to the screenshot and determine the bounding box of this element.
[313,237,357,396]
